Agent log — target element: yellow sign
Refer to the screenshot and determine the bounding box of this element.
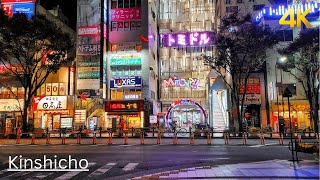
[279,8,313,28]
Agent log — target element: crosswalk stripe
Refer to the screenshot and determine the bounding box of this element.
[122,163,139,171]
[25,172,55,180]
[54,162,96,180]
[87,163,116,178]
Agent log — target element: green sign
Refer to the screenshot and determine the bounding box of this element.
[110,56,142,66]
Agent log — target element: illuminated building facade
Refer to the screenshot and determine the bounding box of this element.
[158,0,216,128]
[104,0,159,129]
[255,2,320,132]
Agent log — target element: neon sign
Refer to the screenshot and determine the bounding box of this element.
[107,100,143,112]
[255,2,319,22]
[162,32,215,47]
[110,54,141,66]
[162,77,200,89]
[110,76,142,88]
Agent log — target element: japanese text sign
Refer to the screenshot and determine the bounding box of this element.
[33,96,67,110]
[162,32,215,47]
[111,8,142,21]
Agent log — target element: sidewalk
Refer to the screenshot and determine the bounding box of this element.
[131,159,320,179]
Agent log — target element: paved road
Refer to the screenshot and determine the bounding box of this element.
[0,138,318,179]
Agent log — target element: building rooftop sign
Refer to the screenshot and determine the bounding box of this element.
[161,31,215,47]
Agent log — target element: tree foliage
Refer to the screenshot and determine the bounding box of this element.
[203,13,278,132]
[0,10,74,132]
[279,27,319,132]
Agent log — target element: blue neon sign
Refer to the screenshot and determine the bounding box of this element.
[12,3,34,18]
[255,2,319,22]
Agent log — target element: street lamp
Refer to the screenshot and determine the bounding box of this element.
[275,56,287,134]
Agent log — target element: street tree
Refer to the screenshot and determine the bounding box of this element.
[279,27,319,133]
[203,13,277,133]
[0,11,74,132]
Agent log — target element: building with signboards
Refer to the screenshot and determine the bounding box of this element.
[103,0,159,129]
[254,2,320,132]
[158,0,216,129]
[0,1,76,134]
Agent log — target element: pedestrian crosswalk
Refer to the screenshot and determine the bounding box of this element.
[0,161,141,179]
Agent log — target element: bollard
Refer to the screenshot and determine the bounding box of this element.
[77,133,81,144]
[61,135,66,145]
[260,133,265,145]
[207,133,212,145]
[140,131,145,145]
[224,132,229,145]
[108,132,113,145]
[124,132,128,145]
[279,134,284,145]
[16,134,20,144]
[93,133,97,145]
[157,130,161,144]
[316,133,319,143]
[242,133,247,145]
[46,133,51,144]
[297,134,302,143]
[173,132,178,145]
[31,133,36,145]
[190,136,194,145]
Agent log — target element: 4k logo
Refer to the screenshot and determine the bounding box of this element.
[279,8,313,28]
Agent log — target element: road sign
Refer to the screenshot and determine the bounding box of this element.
[283,87,292,97]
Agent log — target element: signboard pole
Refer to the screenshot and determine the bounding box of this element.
[283,87,295,162]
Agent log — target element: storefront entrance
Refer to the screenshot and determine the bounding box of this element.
[166,99,207,129]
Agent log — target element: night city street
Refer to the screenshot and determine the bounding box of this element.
[0,138,318,179]
[0,0,319,179]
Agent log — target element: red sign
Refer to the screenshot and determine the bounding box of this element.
[240,83,261,94]
[111,8,142,21]
[106,100,143,112]
[78,26,100,36]
[1,4,12,17]
[1,0,35,3]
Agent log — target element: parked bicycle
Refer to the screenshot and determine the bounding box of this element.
[164,127,188,137]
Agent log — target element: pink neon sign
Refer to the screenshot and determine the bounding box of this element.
[162,77,200,89]
[111,8,142,21]
[162,32,215,47]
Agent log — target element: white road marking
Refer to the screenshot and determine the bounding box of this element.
[25,172,55,180]
[54,162,96,180]
[122,163,139,171]
[87,163,116,178]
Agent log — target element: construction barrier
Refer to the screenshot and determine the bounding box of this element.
[108,132,113,145]
[242,133,247,145]
[46,133,51,144]
[31,133,36,145]
[279,134,284,145]
[140,131,145,145]
[93,133,97,145]
[224,132,229,145]
[260,133,265,145]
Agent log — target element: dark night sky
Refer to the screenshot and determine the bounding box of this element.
[39,0,77,30]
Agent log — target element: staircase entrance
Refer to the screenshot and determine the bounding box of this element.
[212,90,228,137]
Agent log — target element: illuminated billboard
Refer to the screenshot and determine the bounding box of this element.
[1,1,35,18]
[161,31,215,47]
